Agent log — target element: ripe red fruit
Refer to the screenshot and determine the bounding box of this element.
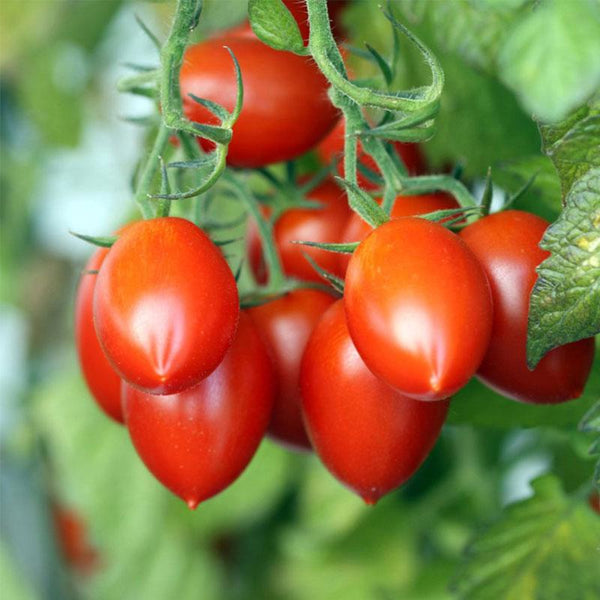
[52,504,100,575]
[249,289,336,451]
[459,210,595,404]
[316,118,426,189]
[301,301,449,504]
[123,313,274,509]
[246,179,351,284]
[344,217,493,401]
[75,245,124,423]
[338,192,460,275]
[180,36,339,168]
[94,217,239,395]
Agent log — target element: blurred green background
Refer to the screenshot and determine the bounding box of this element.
[1,1,599,599]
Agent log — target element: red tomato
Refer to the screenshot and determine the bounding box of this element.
[75,245,124,423]
[344,218,493,401]
[316,118,426,189]
[94,217,239,395]
[338,191,459,275]
[52,504,100,575]
[589,491,600,515]
[459,210,595,404]
[123,313,274,509]
[180,36,340,168]
[301,301,449,504]
[249,289,335,451]
[247,179,351,284]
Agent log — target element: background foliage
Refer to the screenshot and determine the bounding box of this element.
[1,1,598,599]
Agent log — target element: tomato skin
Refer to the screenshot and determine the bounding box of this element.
[301,301,449,504]
[247,179,351,284]
[180,36,339,168]
[316,118,426,189]
[338,192,459,275]
[123,313,274,509]
[344,218,493,401]
[52,504,100,576]
[94,217,239,395]
[248,290,335,451]
[459,210,595,404]
[75,246,124,423]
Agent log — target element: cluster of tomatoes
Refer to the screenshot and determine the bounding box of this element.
[75,0,595,510]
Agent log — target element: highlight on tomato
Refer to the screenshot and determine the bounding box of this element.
[180,35,340,168]
[301,300,449,504]
[75,243,125,424]
[94,217,239,396]
[344,217,493,401]
[459,209,595,404]
[123,312,275,509]
[246,179,351,285]
[338,191,460,275]
[248,289,336,451]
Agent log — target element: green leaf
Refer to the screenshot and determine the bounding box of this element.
[449,348,600,429]
[494,155,563,222]
[579,400,600,489]
[526,168,600,367]
[248,0,306,55]
[539,99,600,198]
[498,0,600,123]
[451,475,600,600]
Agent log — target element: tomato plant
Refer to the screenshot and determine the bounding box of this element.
[94,217,239,395]
[344,217,493,401]
[123,312,274,509]
[301,300,449,504]
[459,210,595,404]
[180,36,340,167]
[316,118,426,189]
[338,192,459,275]
[74,244,124,423]
[247,179,351,284]
[248,289,335,451]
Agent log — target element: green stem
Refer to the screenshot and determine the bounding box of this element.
[222,172,287,290]
[134,123,170,219]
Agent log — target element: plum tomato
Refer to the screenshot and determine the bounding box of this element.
[459,210,595,404]
[75,239,126,424]
[301,300,449,504]
[338,191,459,275]
[94,217,239,395]
[247,179,351,284]
[344,217,493,401]
[316,118,426,189]
[123,312,274,509]
[248,289,336,451]
[180,36,340,168]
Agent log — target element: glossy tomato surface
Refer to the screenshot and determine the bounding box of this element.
[249,289,335,451]
[301,301,449,504]
[75,244,123,423]
[316,118,426,189]
[459,210,595,404]
[338,192,459,274]
[344,218,493,401]
[123,313,274,509]
[247,179,350,284]
[180,36,339,167]
[94,217,239,395]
